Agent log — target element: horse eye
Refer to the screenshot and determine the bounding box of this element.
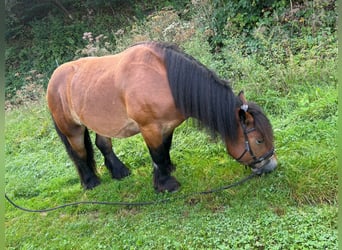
[256,139,264,145]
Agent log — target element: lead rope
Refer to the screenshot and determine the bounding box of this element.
[5,172,257,213]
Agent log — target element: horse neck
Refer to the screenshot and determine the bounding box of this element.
[163,47,238,142]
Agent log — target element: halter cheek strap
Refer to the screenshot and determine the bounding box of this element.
[236,122,257,163]
[236,104,274,169]
[237,103,255,162]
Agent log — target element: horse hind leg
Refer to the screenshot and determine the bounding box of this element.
[53,121,100,189]
[95,134,130,179]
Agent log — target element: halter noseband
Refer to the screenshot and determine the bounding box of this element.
[236,104,275,171]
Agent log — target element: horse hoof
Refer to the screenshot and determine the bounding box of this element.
[83,177,101,190]
[154,176,181,193]
[112,165,131,180]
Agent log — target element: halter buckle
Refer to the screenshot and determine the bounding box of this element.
[241,104,248,112]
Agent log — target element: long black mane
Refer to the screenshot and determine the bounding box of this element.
[155,42,239,143]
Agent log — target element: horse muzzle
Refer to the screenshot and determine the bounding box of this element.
[250,154,277,175]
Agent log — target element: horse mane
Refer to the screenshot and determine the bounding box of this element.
[130,42,274,146]
[148,42,239,142]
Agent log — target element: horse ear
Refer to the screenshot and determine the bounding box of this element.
[239,108,246,122]
[238,91,253,124]
[239,107,254,125]
[238,90,247,104]
[238,90,248,112]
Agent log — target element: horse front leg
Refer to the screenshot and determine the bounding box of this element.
[141,126,180,192]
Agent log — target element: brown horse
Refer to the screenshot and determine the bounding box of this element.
[47,42,277,192]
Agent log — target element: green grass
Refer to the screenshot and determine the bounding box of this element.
[5,79,337,248]
[5,202,337,249]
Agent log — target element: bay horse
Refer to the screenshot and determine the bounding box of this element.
[47,41,277,192]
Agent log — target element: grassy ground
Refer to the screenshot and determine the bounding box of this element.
[5,1,337,249]
[5,79,337,249]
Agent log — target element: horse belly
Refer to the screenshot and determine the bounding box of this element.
[83,112,140,139]
[110,118,140,138]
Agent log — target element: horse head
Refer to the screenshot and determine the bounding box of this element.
[226,91,277,175]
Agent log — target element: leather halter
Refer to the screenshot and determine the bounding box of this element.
[236,106,275,170]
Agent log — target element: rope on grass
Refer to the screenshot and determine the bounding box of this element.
[5,172,256,213]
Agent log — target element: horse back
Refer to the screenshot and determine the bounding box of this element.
[47,45,184,138]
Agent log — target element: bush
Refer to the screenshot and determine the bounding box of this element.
[5,0,336,103]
